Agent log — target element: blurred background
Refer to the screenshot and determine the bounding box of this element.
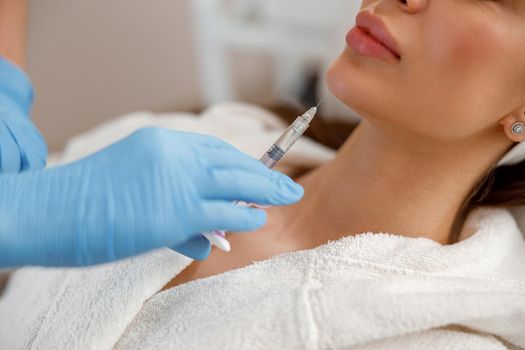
[27,0,361,151]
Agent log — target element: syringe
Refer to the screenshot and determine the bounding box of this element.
[201,105,319,252]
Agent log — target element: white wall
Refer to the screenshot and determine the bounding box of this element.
[27,0,202,151]
[26,0,361,151]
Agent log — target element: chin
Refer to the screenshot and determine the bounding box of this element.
[330,49,418,117]
[326,54,462,142]
[326,51,381,120]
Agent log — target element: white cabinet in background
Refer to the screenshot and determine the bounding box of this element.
[191,0,359,109]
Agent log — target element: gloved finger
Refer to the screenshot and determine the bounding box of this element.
[0,120,22,172]
[195,201,268,233]
[171,234,212,261]
[9,122,47,171]
[20,141,46,171]
[27,129,48,169]
[201,147,273,176]
[201,168,304,206]
[175,130,228,148]
[24,130,47,170]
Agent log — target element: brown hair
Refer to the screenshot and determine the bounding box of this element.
[269,104,524,243]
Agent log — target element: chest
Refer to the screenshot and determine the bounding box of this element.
[160,204,341,291]
[161,228,306,291]
[161,246,250,290]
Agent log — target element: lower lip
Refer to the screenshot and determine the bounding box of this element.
[346,26,400,62]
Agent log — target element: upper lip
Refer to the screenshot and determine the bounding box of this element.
[355,11,401,58]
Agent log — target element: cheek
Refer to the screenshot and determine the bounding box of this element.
[426,18,503,76]
[326,51,390,117]
[414,16,512,137]
[326,6,520,142]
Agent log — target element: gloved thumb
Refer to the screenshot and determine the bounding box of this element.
[171,234,212,261]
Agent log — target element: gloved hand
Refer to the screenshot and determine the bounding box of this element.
[0,128,304,267]
[0,57,48,172]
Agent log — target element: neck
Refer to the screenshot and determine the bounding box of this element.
[276,119,513,246]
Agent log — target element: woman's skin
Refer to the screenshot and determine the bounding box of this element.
[0,0,28,69]
[165,0,525,289]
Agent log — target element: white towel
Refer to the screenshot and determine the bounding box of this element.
[1,103,524,349]
[113,207,525,350]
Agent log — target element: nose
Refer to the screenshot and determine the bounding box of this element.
[398,0,426,13]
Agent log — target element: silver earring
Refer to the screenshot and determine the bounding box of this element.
[511,122,525,136]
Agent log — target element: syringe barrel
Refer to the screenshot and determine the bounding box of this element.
[259,144,285,169]
[202,106,318,248]
[259,121,304,168]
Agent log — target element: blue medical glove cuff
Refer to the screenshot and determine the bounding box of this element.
[0,56,34,116]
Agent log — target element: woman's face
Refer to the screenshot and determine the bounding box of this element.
[327,0,525,142]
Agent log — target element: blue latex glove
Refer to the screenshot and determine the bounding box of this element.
[0,128,304,267]
[0,57,47,172]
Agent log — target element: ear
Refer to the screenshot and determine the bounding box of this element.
[499,109,525,142]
